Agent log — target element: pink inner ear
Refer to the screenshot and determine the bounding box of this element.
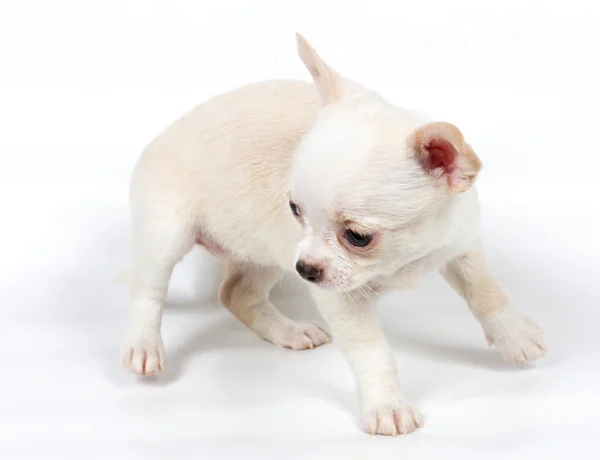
[423,138,457,175]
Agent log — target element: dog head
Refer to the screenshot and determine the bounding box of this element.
[290,35,482,292]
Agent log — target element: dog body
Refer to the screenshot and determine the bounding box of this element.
[130,80,318,268]
[121,36,546,436]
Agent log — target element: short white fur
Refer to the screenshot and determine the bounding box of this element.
[120,34,546,436]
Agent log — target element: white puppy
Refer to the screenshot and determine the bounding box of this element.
[121,35,547,436]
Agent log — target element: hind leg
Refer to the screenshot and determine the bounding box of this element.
[219,262,330,349]
[121,207,195,375]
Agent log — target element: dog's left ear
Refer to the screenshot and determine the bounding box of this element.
[296,33,351,104]
[410,122,482,193]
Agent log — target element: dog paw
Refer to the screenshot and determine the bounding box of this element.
[363,401,422,436]
[121,333,165,375]
[267,321,331,350]
[482,309,547,365]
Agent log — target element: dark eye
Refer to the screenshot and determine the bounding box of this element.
[289,201,301,217]
[344,229,372,247]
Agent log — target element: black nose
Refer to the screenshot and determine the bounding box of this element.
[296,260,322,282]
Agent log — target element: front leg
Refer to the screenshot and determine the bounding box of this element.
[440,241,547,364]
[310,288,421,436]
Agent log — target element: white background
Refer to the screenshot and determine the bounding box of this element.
[1,0,599,458]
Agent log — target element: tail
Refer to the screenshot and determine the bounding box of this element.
[113,267,131,285]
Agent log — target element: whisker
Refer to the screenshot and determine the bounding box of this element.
[402,263,428,273]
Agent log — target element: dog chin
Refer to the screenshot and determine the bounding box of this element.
[312,278,365,294]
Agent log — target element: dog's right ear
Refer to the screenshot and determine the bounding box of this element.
[296,34,349,104]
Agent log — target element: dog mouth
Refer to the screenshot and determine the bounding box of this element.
[309,275,360,293]
[295,271,348,291]
[294,258,365,293]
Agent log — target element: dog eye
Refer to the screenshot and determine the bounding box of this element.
[289,201,301,217]
[344,229,372,247]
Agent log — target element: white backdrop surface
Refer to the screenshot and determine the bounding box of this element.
[1,1,599,459]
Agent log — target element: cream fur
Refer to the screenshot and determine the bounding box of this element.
[120,34,546,436]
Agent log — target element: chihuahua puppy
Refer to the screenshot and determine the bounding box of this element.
[121,35,547,436]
